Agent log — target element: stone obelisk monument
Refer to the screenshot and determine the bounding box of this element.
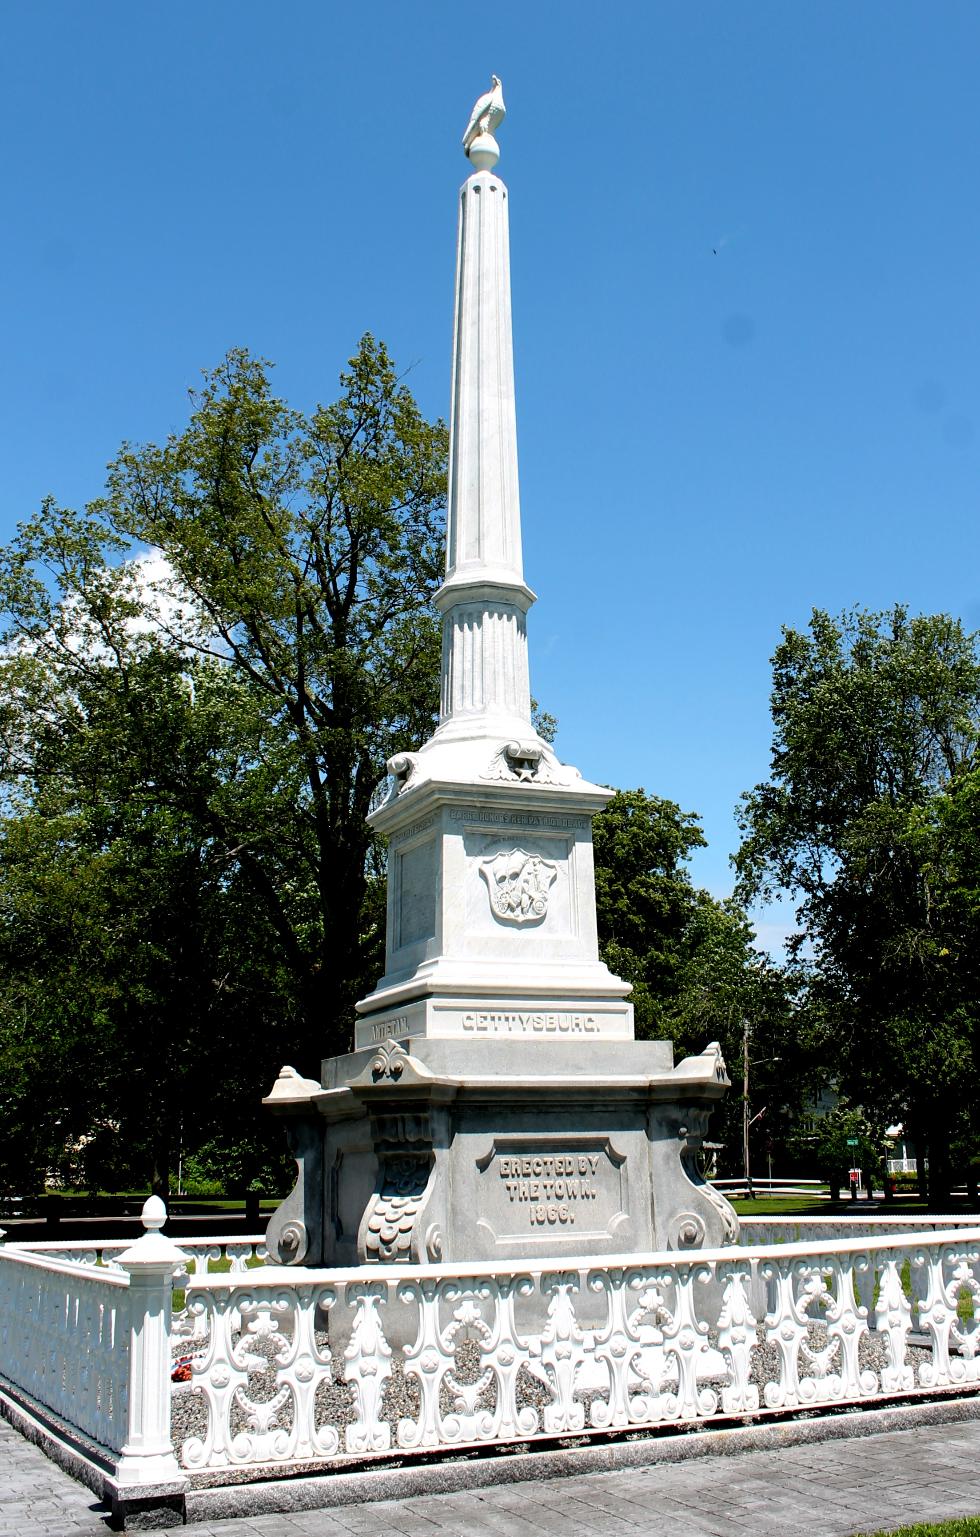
[353,78,632,1053]
[265,80,737,1272]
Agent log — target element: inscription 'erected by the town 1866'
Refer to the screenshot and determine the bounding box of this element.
[499,1152,602,1228]
[474,1140,627,1244]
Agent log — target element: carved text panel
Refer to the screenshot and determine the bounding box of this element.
[475,1137,629,1245]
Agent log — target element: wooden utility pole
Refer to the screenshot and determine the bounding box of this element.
[742,1016,752,1199]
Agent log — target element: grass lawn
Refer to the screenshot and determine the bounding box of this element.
[729,1194,963,1216]
[868,1521,980,1536]
[16,1190,282,1211]
[731,1196,834,1215]
[172,1250,266,1312]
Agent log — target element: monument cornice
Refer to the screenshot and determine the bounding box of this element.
[367,773,615,837]
[271,1070,729,1114]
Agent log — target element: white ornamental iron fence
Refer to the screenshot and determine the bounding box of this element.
[2,1232,269,1343]
[2,1234,268,1281]
[176,1224,980,1475]
[0,1196,184,1493]
[3,1205,980,1499]
[738,1215,980,1248]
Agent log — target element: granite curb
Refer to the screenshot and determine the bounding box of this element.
[5,1397,980,1535]
[6,1375,980,1530]
[184,1392,980,1527]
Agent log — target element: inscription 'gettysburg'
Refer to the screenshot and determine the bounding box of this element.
[463,1011,599,1034]
[499,1152,602,1227]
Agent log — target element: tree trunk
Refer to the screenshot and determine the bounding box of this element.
[310,853,372,1069]
[300,952,358,1074]
[926,1124,950,1206]
[914,1137,929,1204]
[151,1123,171,1199]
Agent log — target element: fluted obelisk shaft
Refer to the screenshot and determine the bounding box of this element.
[446,173,523,581]
[435,148,535,740]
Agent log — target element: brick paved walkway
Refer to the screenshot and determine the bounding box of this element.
[4,1415,980,1536]
[0,1420,109,1534]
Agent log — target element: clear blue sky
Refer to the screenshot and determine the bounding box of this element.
[2,3,977,951]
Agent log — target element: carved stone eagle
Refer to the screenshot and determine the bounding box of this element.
[463,75,506,155]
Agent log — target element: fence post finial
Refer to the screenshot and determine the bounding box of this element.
[114,1198,188,1499]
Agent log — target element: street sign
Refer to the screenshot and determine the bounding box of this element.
[846,1137,859,1146]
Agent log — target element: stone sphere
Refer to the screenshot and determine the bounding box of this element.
[467,132,499,173]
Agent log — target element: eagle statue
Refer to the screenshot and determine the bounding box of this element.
[462,75,506,156]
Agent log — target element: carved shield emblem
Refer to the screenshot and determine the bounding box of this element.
[479,848,558,925]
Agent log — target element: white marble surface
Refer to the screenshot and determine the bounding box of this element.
[358,129,631,1046]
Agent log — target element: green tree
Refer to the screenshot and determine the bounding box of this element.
[670,909,815,1179]
[795,1103,882,1199]
[0,337,448,1192]
[592,789,807,1174]
[593,787,708,1040]
[0,338,448,1077]
[735,606,980,1197]
[0,647,298,1194]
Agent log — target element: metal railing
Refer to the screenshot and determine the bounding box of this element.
[710,1177,830,1200]
[3,1203,980,1503]
[177,1226,980,1473]
[0,1198,182,1495]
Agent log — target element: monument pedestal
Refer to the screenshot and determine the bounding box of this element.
[353,775,634,1054]
[264,1036,738,1274]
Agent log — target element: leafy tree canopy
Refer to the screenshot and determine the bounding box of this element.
[593,789,806,1172]
[0,338,447,1192]
[1,338,447,1049]
[735,606,980,1194]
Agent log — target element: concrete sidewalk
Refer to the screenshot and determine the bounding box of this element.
[4,1416,980,1537]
